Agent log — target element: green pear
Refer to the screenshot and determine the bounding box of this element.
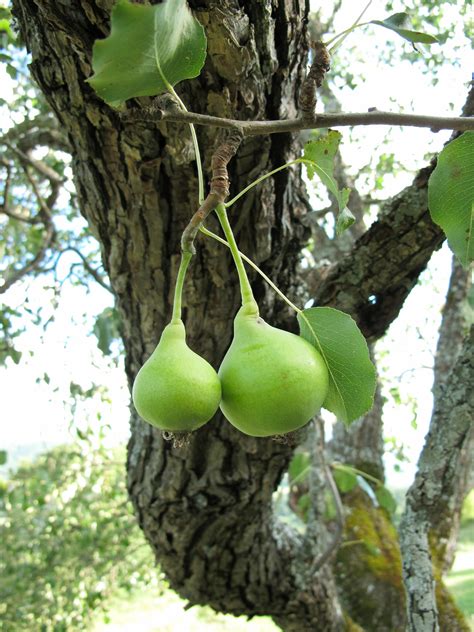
[132,319,221,432]
[218,305,329,437]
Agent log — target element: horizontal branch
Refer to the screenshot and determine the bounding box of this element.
[123,106,474,135]
[312,84,474,340]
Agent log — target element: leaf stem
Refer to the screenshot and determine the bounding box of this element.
[225,160,301,208]
[325,0,373,52]
[167,85,205,204]
[224,158,333,209]
[332,462,382,487]
[171,251,193,322]
[214,204,256,309]
[199,225,301,315]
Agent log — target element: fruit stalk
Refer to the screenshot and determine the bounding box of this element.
[215,203,257,312]
[171,251,193,323]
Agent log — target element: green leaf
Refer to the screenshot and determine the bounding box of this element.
[428,132,474,268]
[88,0,207,107]
[336,206,356,236]
[370,13,438,45]
[0,450,7,466]
[375,485,397,514]
[93,307,121,356]
[332,467,358,493]
[297,492,311,521]
[302,131,352,234]
[363,540,381,556]
[288,452,311,484]
[298,307,376,425]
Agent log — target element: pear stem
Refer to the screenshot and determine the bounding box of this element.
[199,225,302,315]
[215,203,256,309]
[171,251,193,323]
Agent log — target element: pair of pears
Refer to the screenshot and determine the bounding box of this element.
[132,304,329,437]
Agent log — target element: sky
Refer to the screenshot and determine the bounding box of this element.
[0,0,471,488]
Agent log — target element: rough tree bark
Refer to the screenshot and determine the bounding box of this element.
[11,1,471,630]
[400,327,473,632]
[431,258,473,573]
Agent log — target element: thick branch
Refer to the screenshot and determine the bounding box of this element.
[431,257,473,572]
[399,327,474,632]
[312,84,474,339]
[123,106,474,135]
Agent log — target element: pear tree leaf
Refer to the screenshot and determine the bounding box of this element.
[288,452,311,484]
[363,541,381,556]
[375,485,397,514]
[428,132,474,268]
[302,131,352,234]
[370,13,438,45]
[88,0,207,107]
[298,307,376,425]
[336,206,356,235]
[332,467,358,493]
[0,450,7,466]
[93,307,121,356]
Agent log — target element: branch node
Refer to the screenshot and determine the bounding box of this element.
[299,41,331,120]
[181,128,243,254]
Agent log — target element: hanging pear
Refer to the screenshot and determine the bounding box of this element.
[132,319,221,432]
[218,305,329,437]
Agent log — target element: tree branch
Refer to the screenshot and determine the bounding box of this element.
[0,169,57,294]
[123,105,474,135]
[181,129,243,253]
[312,83,474,340]
[399,327,474,631]
[3,141,63,184]
[56,247,113,293]
[0,221,55,293]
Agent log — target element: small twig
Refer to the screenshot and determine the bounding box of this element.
[181,128,243,254]
[3,141,63,184]
[1,160,12,208]
[0,221,55,293]
[0,167,57,294]
[299,41,331,119]
[1,161,36,224]
[122,107,474,134]
[310,418,344,574]
[55,247,113,293]
[22,167,54,219]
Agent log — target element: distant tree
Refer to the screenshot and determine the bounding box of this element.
[0,432,156,630]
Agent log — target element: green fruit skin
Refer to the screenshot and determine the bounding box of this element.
[218,306,329,437]
[132,320,221,432]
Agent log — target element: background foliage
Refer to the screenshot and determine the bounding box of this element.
[0,430,157,630]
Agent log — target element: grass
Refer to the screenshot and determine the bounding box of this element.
[92,524,474,631]
[91,588,279,632]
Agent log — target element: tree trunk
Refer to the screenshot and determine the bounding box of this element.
[399,327,473,631]
[431,257,473,572]
[11,1,471,629]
